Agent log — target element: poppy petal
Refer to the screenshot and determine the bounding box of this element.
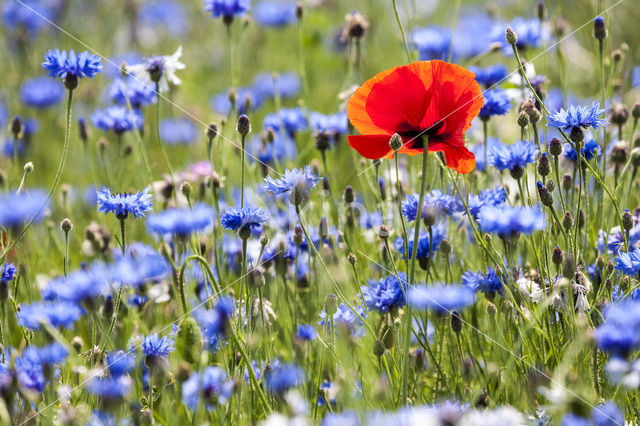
[428,140,476,174]
[348,63,430,135]
[347,135,394,160]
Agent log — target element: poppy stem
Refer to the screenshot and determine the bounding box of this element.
[402,145,429,403]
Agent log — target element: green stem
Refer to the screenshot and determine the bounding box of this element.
[241,135,246,208]
[392,0,412,62]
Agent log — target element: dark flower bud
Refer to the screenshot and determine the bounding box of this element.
[422,206,437,227]
[546,179,555,193]
[631,148,640,168]
[563,254,576,279]
[610,103,629,126]
[71,336,84,352]
[562,174,573,191]
[633,103,640,120]
[562,211,574,231]
[260,233,269,248]
[343,10,369,41]
[537,1,547,20]
[343,185,355,204]
[409,348,426,370]
[318,217,328,240]
[552,246,564,265]
[548,138,563,157]
[24,162,34,173]
[622,209,634,231]
[295,2,303,19]
[315,132,331,152]
[180,181,192,199]
[538,153,551,176]
[372,339,385,357]
[606,260,614,276]
[484,233,492,243]
[536,181,553,207]
[293,226,303,246]
[324,293,338,315]
[441,239,452,256]
[578,209,585,229]
[569,127,584,143]
[64,74,78,90]
[78,117,89,142]
[528,107,541,124]
[505,27,518,46]
[248,268,265,289]
[347,252,357,265]
[510,165,524,180]
[236,115,251,139]
[10,116,22,137]
[517,111,529,128]
[612,49,623,64]
[238,225,252,240]
[593,16,607,40]
[176,362,192,383]
[206,123,218,140]
[596,255,605,270]
[450,311,463,333]
[61,218,73,233]
[377,225,390,240]
[610,141,629,165]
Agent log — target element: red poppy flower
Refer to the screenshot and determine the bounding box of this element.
[347,60,484,174]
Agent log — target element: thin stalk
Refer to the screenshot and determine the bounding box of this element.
[392,0,412,62]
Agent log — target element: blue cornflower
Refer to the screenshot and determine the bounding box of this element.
[22,343,68,367]
[220,206,268,233]
[563,137,600,162]
[109,251,170,287]
[295,324,317,341]
[252,72,301,99]
[210,86,263,115]
[204,0,250,21]
[394,224,445,260]
[139,0,187,36]
[546,102,608,134]
[402,190,460,221]
[182,366,234,410]
[15,354,45,393]
[361,273,407,313]
[194,297,235,345]
[147,203,214,237]
[412,26,451,61]
[319,303,366,335]
[1,263,16,283]
[462,268,503,295]
[106,350,136,377]
[86,376,133,400]
[0,190,48,228]
[489,140,538,173]
[97,187,153,219]
[264,165,321,205]
[309,111,348,142]
[253,2,297,26]
[466,186,508,219]
[493,17,545,52]
[91,106,143,135]
[107,77,156,108]
[596,300,640,355]
[249,131,297,165]
[408,284,476,313]
[42,50,102,85]
[2,0,55,37]
[614,249,640,276]
[141,333,175,361]
[469,64,509,88]
[20,77,65,109]
[322,412,361,426]
[479,89,512,120]
[17,301,84,330]
[560,414,590,426]
[41,268,107,303]
[478,205,546,236]
[264,362,304,395]
[593,402,624,426]
[263,107,307,136]
[470,138,501,172]
[318,380,337,406]
[159,118,198,145]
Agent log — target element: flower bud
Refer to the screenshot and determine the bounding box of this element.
[610,103,629,126]
[441,239,452,256]
[389,133,403,151]
[176,317,203,365]
[450,311,463,333]
[631,148,640,168]
[324,293,338,315]
[593,16,607,40]
[537,1,547,20]
[372,339,385,357]
[546,179,555,193]
[248,268,265,289]
[61,218,73,233]
[409,348,426,370]
[562,254,576,278]
[622,209,634,231]
[78,117,89,142]
[517,111,529,128]
[24,162,34,173]
[537,153,551,177]
[9,116,21,137]
[260,233,269,247]
[486,301,497,316]
[510,165,524,180]
[206,123,218,140]
[381,324,395,349]
[633,103,640,121]
[377,225,390,240]
[343,185,355,204]
[293,226,303,246]
[536,181,553,207]
[562,211,574,231]
[505,27,518,46]
[236,114,251,136]
[318,217,328,239]
[238,224,252,240]
[295,2,303,19]
[347,252,357,265]
[180,181,192,199]
[552,246,564,265]
[610,141,629,165]
[64,74,78,90]
[562,174,573,191]
[548,138,563,157]
[578,209,585,229]
[569,127,584,143]
[71,336,84,352]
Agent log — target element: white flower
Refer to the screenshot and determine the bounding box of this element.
[517,277,543,303]
[459,406,524,426]
[127,46,185,93]
[606,357,640,388]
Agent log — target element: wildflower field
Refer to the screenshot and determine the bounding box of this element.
[3,0,640,424]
